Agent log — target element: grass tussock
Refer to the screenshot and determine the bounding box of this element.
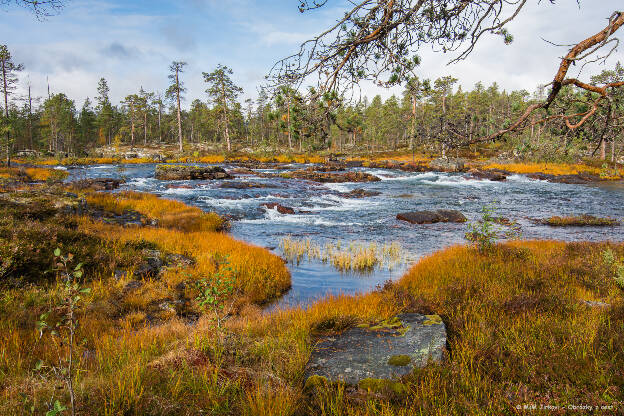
[85,191,228,232]
[0,166,68,182]
[280,236,405,272]
[482,161,622,178]
[543,215,620,227]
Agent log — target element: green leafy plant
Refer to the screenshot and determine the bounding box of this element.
[36,248,90,416]
[195,255,236,329]
[602,248,624,289]
[465,203,522,253]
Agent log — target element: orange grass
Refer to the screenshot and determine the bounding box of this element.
[482,161,622,178]
[0,166,68,182]
[85,191,228,232]
[2,184,623,415]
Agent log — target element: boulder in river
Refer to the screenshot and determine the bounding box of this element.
[343,188,382,198]
[261,202,295,215]
[397,209,467,224]
[155,165,232,180]
[217,181,267,189]
[467,169,507,181]
[305,314,446,387]
[429,157,466,172]
[280,169,381,183]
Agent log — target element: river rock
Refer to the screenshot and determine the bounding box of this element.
[261,202,295,214]
[217,181,267,189]
[343,188,382,198]
[281,169,381,183]
[429,157,466,172]
[397,210,467,224]
[467,169,507,181]
[155,165,232,180]
[305,314,446,386]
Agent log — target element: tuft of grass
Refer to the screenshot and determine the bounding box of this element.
[542,215,619,227]
[0,166,68,182]
[85,191,228,232]
[279,236,405,272]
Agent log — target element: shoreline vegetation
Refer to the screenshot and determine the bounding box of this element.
[0,162,623,414]
[8,145,624,183]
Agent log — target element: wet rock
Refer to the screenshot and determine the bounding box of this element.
[397,210,467,224]
[217,181,267,189]
[467,169,507,181]
[165,184,194,190]
[305,314,446,386]
[313,164,346,172]
[344,160,364,168]
[228,167,256,175]
[261,202,295,215]
[155,165,232,180]
[279,169,381,183]
[342,188,382,198]
[429,157,466,172]
[526,172,602,184]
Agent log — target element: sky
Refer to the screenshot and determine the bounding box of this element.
[1,0,623,109]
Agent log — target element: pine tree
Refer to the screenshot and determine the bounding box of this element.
[0,44,24,166]
[167,61,186,152]
[203,64,242,152]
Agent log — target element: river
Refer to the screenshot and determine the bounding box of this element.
[66,163,624,308]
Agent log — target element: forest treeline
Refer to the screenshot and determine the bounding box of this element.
[1,43,622,162]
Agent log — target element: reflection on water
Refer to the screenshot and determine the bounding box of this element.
[68,164,624,308]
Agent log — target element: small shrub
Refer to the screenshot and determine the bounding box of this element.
[603,248,624,289]
[466,203,521,252]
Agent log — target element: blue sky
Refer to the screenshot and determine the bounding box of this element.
[1,0,622,108]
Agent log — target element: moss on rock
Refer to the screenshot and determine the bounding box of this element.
[423,314,443,326]
[358,378,406,395]
[387,354,412,367]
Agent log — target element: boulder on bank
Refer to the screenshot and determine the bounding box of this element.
[155,165,232,180]
[305,314,446,386]
[261,202,295,215]
[429,157,466,172]
[397,209,467,224]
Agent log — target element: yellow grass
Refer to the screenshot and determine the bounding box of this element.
[85,191,227,232]
[482,161,622,178]
[280,236,405,272]
[0,166,68,182]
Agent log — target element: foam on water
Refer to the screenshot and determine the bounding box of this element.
[239,207,360,227]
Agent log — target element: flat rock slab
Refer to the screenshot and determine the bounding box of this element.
[155,165,232,180]
[306,313,446,385]
[397,209,467,224]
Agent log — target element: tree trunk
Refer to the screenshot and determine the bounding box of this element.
[144,112,147,146]
[176,71,183,152]
[158,103,162,143]
[2,59,10,167]
[600,139,606,160]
